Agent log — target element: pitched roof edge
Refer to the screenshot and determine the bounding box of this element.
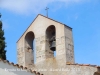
[16,14,72,43]
[0,59,43,75]
[66,62,100,68]
[16,14,40,43]
[38,14,72,29]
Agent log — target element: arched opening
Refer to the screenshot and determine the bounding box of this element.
[25,31,34,50]
[25,31,36,64]
[33,39,36,63]
[46,25,56,57]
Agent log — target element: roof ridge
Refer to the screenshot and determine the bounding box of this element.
[38,14,72,29]
[66,62,100,68]
[0,58,43,75]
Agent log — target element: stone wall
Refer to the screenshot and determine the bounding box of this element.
[17,36,25,66]
[17,14,75,67]
[31,57,100,75]
[16,14,100,75]
[64,26,75,63]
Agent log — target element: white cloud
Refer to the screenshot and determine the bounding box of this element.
[0,0,90,15]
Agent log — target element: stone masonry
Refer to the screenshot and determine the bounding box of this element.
[17,14,100,75]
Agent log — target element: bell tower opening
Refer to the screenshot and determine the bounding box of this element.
[33,38,36,63]
[46,25,56,57]
[25,31,35,65]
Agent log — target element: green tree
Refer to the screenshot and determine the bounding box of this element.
[0,13,6,60]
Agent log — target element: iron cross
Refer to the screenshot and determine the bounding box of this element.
[45,7,49,17]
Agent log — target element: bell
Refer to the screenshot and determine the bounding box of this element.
[50,41,56,51]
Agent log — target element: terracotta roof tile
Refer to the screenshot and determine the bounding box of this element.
[89,65,97,67]
[10,62,14,65]
[24,67,28,69]
[28,69,33,73]
[33,71,36,74]
[66,62,99,68]
[97,66,100,68]
[37,72,40,75]
[66,62,72,65]
[3,60,9,63]
[19,65,23,69]
[14,64,19,67]
[0,58,43,75]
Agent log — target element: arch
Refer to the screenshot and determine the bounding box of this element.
[46,25,56,57]
[46,25,56,39]
[25,31,35,50]
[25,31,36,65]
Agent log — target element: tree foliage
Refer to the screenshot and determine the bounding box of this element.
[0,20,6,60]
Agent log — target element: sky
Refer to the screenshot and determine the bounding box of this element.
[0,0,100,65]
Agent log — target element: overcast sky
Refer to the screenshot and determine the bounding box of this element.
[0,0,100,65]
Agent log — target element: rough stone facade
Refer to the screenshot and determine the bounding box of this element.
[17,14,100,75]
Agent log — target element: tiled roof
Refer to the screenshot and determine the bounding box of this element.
[66,62,100,68]
[0,59,100,74]
[0,59,43,75]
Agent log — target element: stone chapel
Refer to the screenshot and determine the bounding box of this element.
[16,14,100,75]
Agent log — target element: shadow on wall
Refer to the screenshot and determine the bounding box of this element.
[46,25,56,57]
[25,31,35,64]
[94,72,100,75]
